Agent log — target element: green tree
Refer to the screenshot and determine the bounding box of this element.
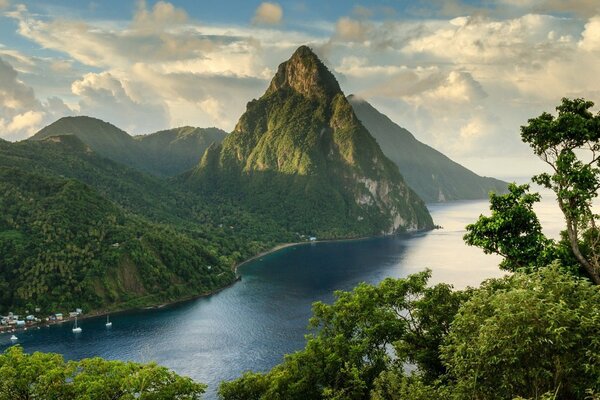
[466,98,600,284]
[441,265,600,399]
[0,346,206,400]
[521,98,600,283]
[464,183,553,272]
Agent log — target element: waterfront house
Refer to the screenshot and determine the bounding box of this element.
[26,315,35,321]
[309,236,317,242]
[55,313,63,321]
[75,308,83,314]
[16,320,25,327]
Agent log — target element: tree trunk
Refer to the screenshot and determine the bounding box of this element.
[559,201,600,285]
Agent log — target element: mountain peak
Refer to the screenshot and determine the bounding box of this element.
[266,45,341,98]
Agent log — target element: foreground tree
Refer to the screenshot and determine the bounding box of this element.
[467,98,600,284]
[442,265,600,399]
[521,98,600,283]
[464,183,554,272]
[0,346,206,400]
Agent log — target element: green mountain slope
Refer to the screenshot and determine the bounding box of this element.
[30,116,145,169]
[135,126,226,176]
[190,46,433,237]
[29,117,226,176]
[0,136,292,314]
[348,95,508,202]
[0,167,235,314]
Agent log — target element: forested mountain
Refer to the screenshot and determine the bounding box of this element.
[29,117,226,176]
[348,95,507,202]
[0,135,292,314]
[135,126,226,176]
[190,46,433,237]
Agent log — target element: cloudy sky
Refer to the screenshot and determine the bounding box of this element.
[0,0,599,178]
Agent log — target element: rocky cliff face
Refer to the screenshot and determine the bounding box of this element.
[192,46,433,237]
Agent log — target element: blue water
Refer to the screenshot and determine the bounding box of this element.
[0,195,562,398]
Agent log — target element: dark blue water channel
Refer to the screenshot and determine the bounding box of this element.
[1,197,562,398]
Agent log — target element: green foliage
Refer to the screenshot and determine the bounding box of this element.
[370,372,451,400]
[521,97,600,284]
[348,95,507,203]
[219,270,466,400]
[0,166,237,314]
[0,346,206,399]
[464,183,555,272]
[442,265,600,399]
[0,136,293,314]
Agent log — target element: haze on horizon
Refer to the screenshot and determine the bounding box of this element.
[0,0,599,178]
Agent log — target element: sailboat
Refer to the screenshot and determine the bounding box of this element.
[105,315,112,328]
[72,316,82,333]
[10,334,17,341]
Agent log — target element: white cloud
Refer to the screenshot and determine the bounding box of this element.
[0,57,73,140]
[6,110,44,135]
[7,3,219,68]
[252,2,283,25]
[403,14,578,67]
[579,15,600,51]
[71,72,169,134]
[334,17,370,42]
[132,0,188,33]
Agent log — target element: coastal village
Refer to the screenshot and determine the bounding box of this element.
[0,308,83,334]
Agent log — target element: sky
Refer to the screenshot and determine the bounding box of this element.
[0,0,599,178]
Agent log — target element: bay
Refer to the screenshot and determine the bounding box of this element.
[0,191,563,398]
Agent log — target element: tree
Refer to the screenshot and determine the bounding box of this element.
[466,98,600,284]
[521,97,600,283]
[0,346,207,400]
[441,265,600,399]
[464,183,554,272]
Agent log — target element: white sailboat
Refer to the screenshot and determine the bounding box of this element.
[72,316,82,333]
[105,315,112,328]
[10,335,18,341]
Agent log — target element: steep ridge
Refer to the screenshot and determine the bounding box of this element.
[348,95,507,202]
[191,46,433,237]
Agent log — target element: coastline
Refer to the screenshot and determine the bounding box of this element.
[0,277,242,336]
[233,242,304,274]
[233,234,407,275]
[2,233,419,337]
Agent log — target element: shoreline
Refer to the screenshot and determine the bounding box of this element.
[233,242,304,274]
[233,233,419,275]
[0,277,242,336]
[2,232,424,337]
